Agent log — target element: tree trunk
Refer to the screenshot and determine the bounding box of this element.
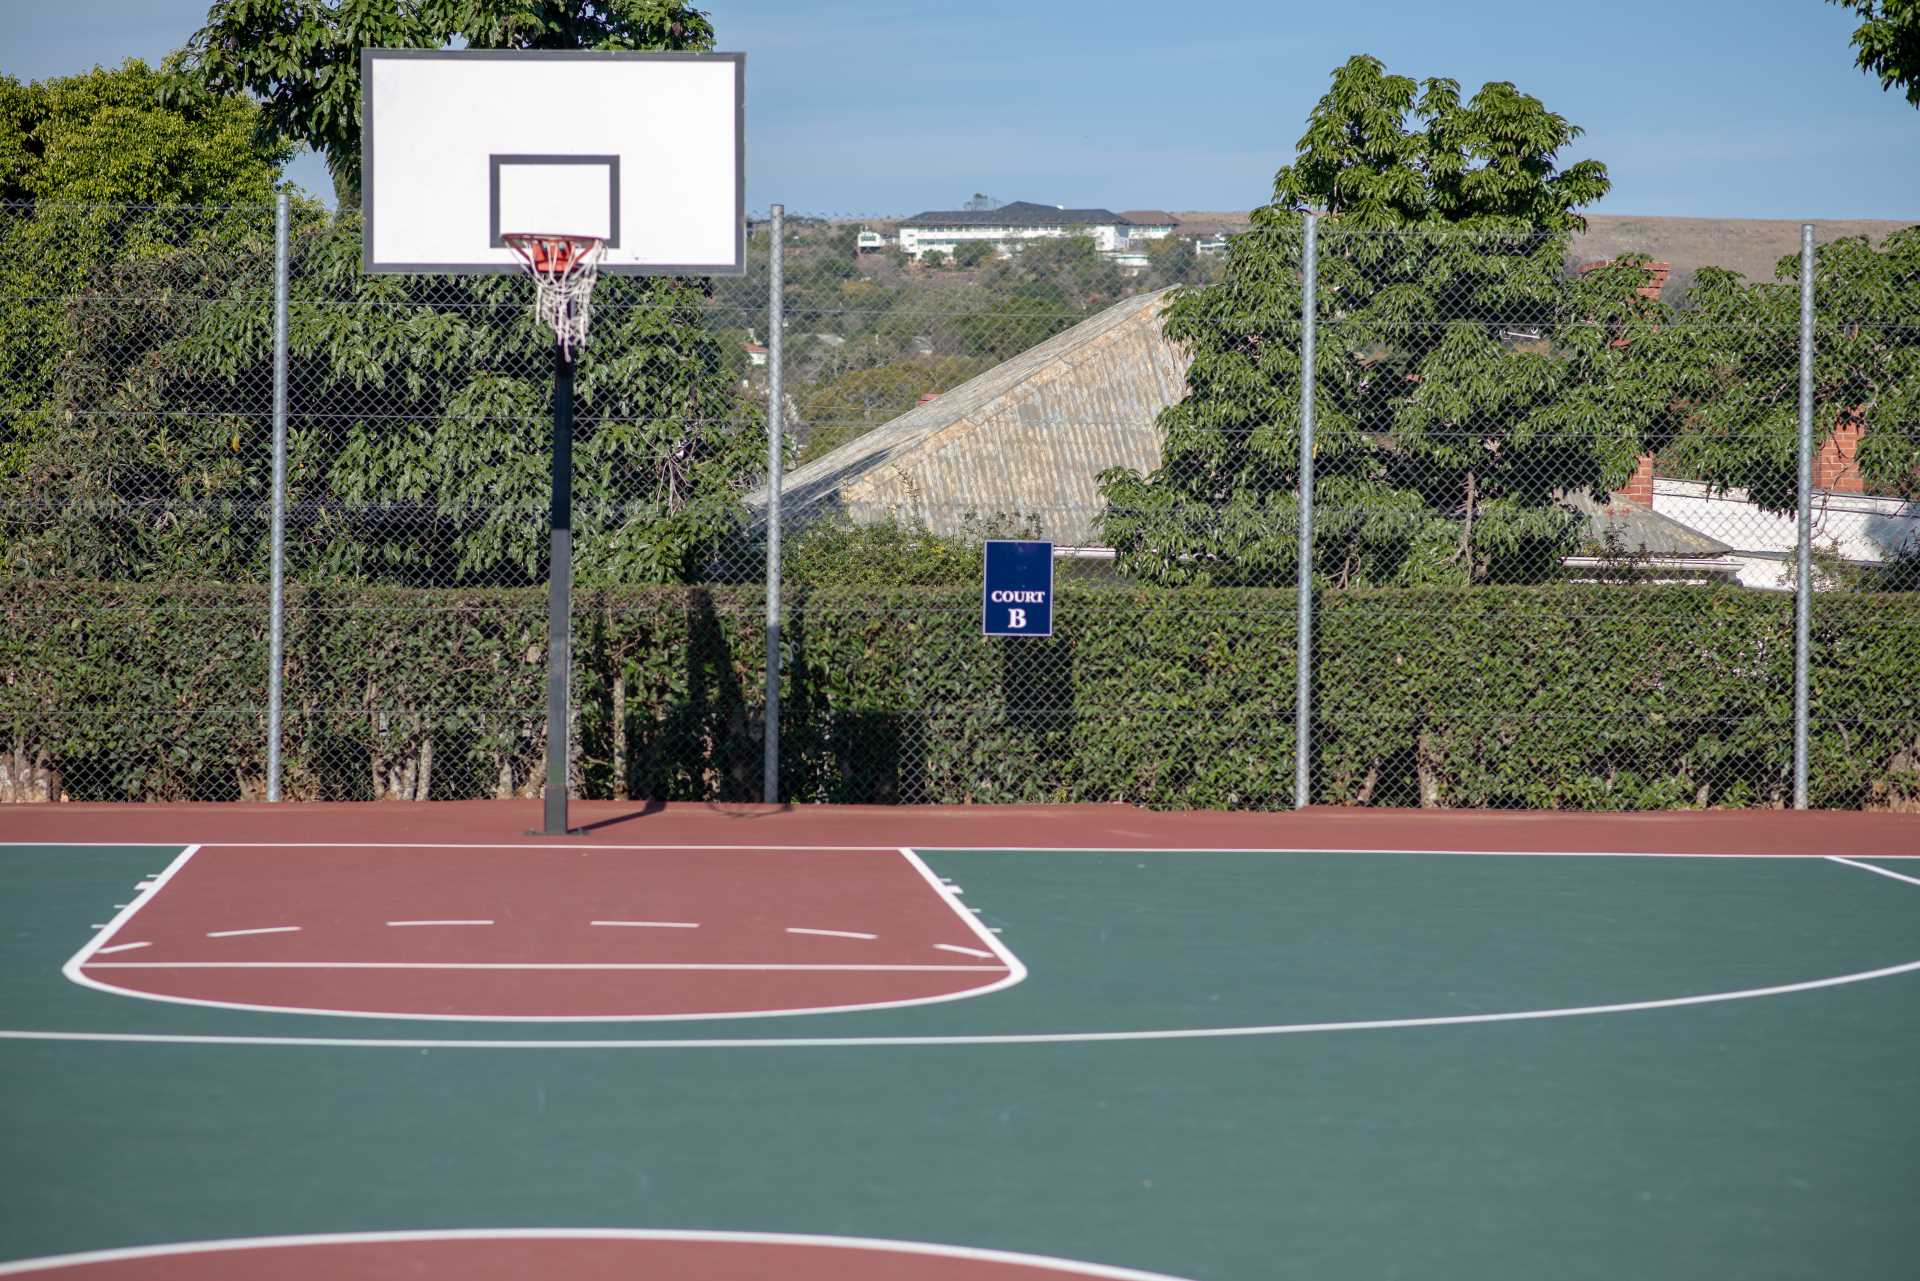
[1417,729,1443,808]
[0,744,60,803]
[611,668,628,801]
[1459,468,1478,579]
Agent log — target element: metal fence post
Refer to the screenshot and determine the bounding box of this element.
[1793,223,1815,810]
[1294,213,1318,811]
[266,192,290,802]
[763,205,785,804]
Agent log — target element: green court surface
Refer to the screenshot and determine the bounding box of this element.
[2,842,1918,1279]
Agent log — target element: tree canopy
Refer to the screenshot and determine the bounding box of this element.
[172,0,716,202]
[0,58,288,206]
[1099,55,1655,587]
[0,60,289,482]
[1830,0,1920,107]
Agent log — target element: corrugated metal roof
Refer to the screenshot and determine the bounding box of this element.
[749,289,1187,545]
[1561,490,1734,557]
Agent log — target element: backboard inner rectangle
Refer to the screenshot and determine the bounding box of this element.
[491,156,620,246]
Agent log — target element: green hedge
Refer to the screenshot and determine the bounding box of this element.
[4,579,1917,808]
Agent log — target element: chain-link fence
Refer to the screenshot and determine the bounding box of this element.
[3,199,1915,808]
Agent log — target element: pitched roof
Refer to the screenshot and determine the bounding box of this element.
[746,289,1188,546]
[1120,210,1179,226]
[897,200,1131,230]
[1561,490,1734,558]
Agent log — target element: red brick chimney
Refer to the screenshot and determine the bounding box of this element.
[1817,410,1866,495]
[1578,259,1672,302]
[1612,452,1656,509]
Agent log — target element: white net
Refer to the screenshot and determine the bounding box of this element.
[503,233,606,359]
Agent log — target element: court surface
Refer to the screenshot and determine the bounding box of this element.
[2,803,1917,1280]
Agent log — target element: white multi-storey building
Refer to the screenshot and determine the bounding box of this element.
[896,201,1133,260]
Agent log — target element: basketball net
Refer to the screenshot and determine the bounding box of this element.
[503,233,607,360]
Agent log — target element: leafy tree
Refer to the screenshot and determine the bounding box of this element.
[951,239,995,269]
[172,0,716,203]
[0,60,289,481]
[7,200,762,587]
[4,4,759,589]
[1098,55,1669,587]
[797,354,991,461]
[1143,234,1207,287]
[984,234,1124,310]
[0,59,287,205]
[1829,0,1920,107]
[1661,229,1920,509]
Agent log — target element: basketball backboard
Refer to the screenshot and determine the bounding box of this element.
[361,49,744,276]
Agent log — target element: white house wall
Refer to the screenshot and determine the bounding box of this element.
[1651,477,1920,591]
[898,223,1129,258]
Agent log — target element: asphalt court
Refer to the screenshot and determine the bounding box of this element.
[2,839,1918,1278]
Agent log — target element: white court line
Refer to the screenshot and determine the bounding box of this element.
[385,919,492,927]
[60,845,202,1007]
[1829,856,1920,888]
[0,1228,1196,1281]
[786,927,877,940]
[15,954,1920,1049]
[48,846,1032,1024]
[590,920,699,929]
[93,942,150,955]
[81,962,1007,972]
[934,943,996,959]
[899,847,1030,990]
[206,926,301,939]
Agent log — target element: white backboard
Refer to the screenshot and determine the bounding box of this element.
[362,49,744,276]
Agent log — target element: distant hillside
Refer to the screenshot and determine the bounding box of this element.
[1168,211,1917,302]
[1569,216,1914,301]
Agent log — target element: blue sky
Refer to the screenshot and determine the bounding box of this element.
[8,0,1917,219]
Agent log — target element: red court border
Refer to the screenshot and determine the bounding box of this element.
[2,799,1916,857]
[0,1229,1197,1280]
[60,844,1026,1022]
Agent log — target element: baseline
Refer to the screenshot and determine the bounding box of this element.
[0,1228,1195,1280]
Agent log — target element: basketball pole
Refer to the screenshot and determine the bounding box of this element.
[541,344,575,836]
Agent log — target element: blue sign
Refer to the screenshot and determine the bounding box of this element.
[982,540,1054,637]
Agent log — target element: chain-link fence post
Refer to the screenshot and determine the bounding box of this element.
[1794,223,1814,810]
[1294,214,1318,810]
[541,351,576,834]
[266,192,290,803]
[764,204,785,804]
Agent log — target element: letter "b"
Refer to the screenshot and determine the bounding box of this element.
[1008,608,1027,630]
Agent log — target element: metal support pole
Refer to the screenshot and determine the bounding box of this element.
[763,205,785,804]
[1793,224,1815,810]
[542,349,575,835]
[266,192,290,802]
[1294,214,1318,811]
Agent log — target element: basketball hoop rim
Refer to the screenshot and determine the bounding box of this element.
[502,232,606,274]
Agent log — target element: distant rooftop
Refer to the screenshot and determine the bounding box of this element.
[1120,210,1179,226]
[898,200,1131,229]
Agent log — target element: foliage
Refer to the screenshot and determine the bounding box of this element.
[0,59,288,206]
[172,0,716,201]
[782,518,984,588]
[1099,54,1656,588]
[0,61,289,480]
[10,576,1918,809]
[950,240,995,269]
[796,355,991,461]
[1660,228,1920,510]
[1,198,764,586]
[1830,0,1920,107]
